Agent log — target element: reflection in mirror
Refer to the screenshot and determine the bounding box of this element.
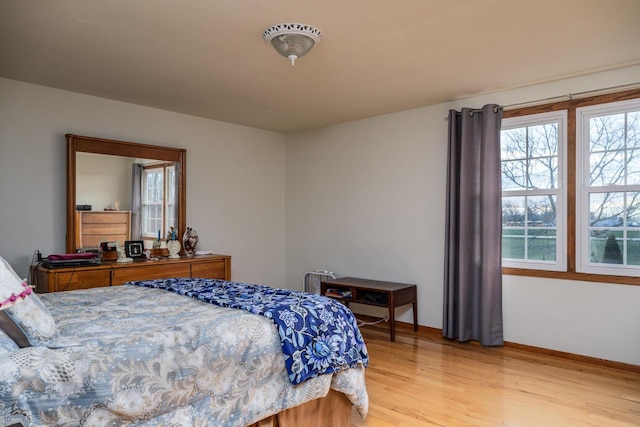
[66,134,186,254]
[76,152,134,213]
[75,153,178,248]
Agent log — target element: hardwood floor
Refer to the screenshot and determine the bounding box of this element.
[351,323,640,426]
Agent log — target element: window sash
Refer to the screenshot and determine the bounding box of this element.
[141,165,176,238]
[501,110,567,271]
[576,98,640,277]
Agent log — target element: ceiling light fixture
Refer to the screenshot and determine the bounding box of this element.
[262,23,322,66]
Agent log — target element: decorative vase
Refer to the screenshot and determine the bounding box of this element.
[167,240,181,259]
[182,227,199,257]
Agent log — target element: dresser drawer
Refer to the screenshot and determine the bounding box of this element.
[191,259,227,279]
[110,263,191,285]
[81,211,130,224]
[52,269,111,292]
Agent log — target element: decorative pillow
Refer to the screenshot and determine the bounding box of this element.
[0,255,32,308]
[5,291,62,346]
[0,324,19,354]
[0,256,62,347]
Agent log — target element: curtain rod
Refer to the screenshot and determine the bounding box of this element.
[501,81,640,110]
[445,81,640,120]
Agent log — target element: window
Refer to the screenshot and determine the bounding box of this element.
[576,98,640,277]
[501,89,640,285]
[141,163,176,239]
[501,111,567,271]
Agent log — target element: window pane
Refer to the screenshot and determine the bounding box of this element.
[526,196,557,261]
[590,150,625,187]
[503,229,524,259]
[144,170,164,202]
[166,203,175,230]
[588,192,639,267]
[502,196,525,225]
[502,195,557,262]
[502,121,559,191]
[589,113,625,152]
[527,229,556,261]
[628,230,640,266]
[589,230,623,265]
[529,156,557,189]
[166,167,176,203]
[628,149,640,185]
[589,192,624,227]
[502,160,527,190]
[142,204,163,235]
[502,196,525,260]
[528,195,556,226]
[629,111,640,149]
[627,192,640,226]
[501,128,527,161]
[529,123,557,158]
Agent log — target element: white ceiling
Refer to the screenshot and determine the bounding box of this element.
[1,0,639,133]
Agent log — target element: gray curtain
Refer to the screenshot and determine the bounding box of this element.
[443,104,504,346]
[130,163,143,240]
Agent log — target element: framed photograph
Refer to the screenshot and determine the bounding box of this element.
[124,240,145,259]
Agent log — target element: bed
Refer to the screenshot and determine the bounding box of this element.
[0,257,369,426]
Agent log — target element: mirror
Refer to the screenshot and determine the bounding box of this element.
[66,134,186,254]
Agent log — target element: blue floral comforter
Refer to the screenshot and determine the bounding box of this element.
[127,278,369,384]
[0,286,368,426]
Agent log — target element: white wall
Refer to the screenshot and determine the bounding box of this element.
[285,65,640,365]
[2,66,639,366]
[76,152,133,211]
[0,78,286,287]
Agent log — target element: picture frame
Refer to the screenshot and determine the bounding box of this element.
[124,240,145,259]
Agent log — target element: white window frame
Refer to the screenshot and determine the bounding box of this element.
[141,167,164,238]
[576,98,640,277]
[501,110,568,271]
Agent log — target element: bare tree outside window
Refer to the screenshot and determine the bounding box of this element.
[501,116,563,268]
[501,91,640,282]
[585,110,640,266]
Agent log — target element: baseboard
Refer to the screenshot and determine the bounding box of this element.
[356,314,640,375]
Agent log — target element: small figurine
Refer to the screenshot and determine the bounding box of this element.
[115,241,133,263]
[182,227,199,257]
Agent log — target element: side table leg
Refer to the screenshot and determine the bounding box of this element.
[413,301,418,332]
[389,304,395,342]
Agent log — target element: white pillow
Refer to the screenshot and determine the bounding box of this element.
[0,256,62,347]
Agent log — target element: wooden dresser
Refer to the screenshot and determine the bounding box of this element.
[75,210,131,248]
[34,254,231,293]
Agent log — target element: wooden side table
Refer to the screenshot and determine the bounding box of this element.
[321,277,418,341]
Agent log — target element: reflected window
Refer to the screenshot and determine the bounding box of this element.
[142,163,176,239]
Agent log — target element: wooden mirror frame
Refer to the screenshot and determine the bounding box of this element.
[66,134,186,254]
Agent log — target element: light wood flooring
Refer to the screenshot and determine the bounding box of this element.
[351,322,640,426]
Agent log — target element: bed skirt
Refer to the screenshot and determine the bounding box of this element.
[251,389,352,427]
[6,390,352,427]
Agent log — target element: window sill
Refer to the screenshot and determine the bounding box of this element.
[502,267,640,286]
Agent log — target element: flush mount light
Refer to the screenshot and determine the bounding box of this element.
[262,23,323,66]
